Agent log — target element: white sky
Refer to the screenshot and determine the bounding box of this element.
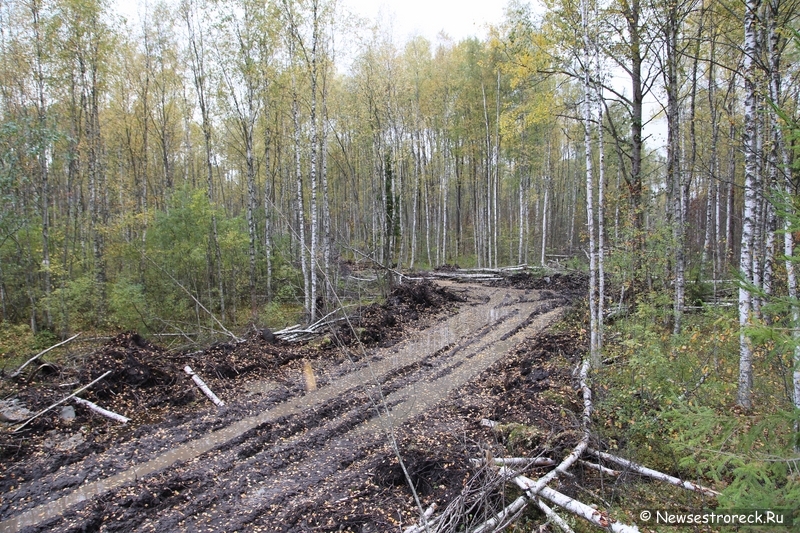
[116,0,518,45]
[338,0,510,44]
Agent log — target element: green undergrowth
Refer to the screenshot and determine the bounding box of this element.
[592,292,800,529]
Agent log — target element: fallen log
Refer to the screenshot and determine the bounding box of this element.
[537,498,576,533]
[11,332,81,378]
[588,449,719,497]
[580,460,621,477]
[73,397,130,424]
[514,477,639,533]
[184,366,225,407]
[469,457,556,468]
[13,371,111,432]
[469,496,528,533]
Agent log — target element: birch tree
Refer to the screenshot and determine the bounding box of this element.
[738,0,762,410]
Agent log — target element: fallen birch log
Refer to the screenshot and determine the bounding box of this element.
[13,371,111,432]
[11,332,81,378]
[73,397,130,424]
[580,460,621,477]
[184,366,225,407]
[588,449,719,497]
[537,498,576,533]
[518,478,640,533]
[469,457,556,468]
[469,495,528,533]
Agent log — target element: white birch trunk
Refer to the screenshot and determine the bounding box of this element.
[589,449,719,496]
[482,83,492,268]
[264,125,273,299]
[494,69,501,268]
[529,482,640,533]
[442,150,448,263]
[541,184,548,267]
[738,0,761,409]
[537,498,576,533]
[519,173,526,264]
[308,0,319,322]
[597,93,605,350]
[322,94,331,303]
[410,130,420,269]
[767,0,800,428]
[292,69,310,317]
[582,0,599,366]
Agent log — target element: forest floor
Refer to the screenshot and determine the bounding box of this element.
[0,273,592,533]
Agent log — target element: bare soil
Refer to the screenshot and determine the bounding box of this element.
[0,275,588,533]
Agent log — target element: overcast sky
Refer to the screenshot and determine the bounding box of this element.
[338,0,511,44]
[116,0,521,45]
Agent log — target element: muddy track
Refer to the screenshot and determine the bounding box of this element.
[1,283,569,533]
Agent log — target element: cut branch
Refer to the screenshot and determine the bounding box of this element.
[520,479,640,533]
[469,496,528,533]
[470,457,556,468]
[11,333,81,378]
[184,365,225,407]
[580,460,621,477]
[537,498,576,533]
[73,397,130,424]
[588,449,719,497]
[13,371,111,432]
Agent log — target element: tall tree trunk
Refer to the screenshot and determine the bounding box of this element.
[410,129,420,269]
[738,0,762,409]
[628,0,645,256]
[322,75,332,305]
[519,170,526,264]
[664,0,684,334]
[494,70,501,268]
[582,0,599,367]
[597,98,605,351]
[264,122,273,300]
[246,119,257,311]
[726,116,736,266]
[31,0,51,329]
[291,63,310,318]
[308,0,319,321]
[482,83,492,268]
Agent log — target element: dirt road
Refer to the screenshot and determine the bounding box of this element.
[1,281,573,532]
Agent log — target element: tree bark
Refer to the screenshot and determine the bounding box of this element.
[738,0,762,409]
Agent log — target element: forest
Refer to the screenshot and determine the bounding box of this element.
[1,0,800,520]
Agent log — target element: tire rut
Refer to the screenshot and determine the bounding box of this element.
[1,284,564,533]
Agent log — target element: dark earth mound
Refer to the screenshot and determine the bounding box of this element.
[491,271,589,296]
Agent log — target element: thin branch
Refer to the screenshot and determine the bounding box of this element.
[11,333,81,378]
[14,371,111,433]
